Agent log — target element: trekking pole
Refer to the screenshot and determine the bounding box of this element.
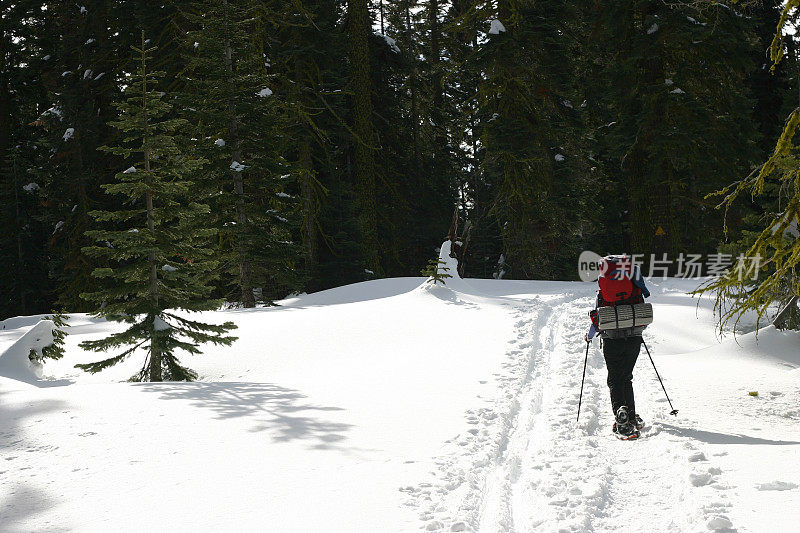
[576,339,590,423]
[641,339,679,416]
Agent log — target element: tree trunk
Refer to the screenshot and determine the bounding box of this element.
[145,147,161,381]
[12,157,27,316]
[428,0,446,154]
[0,31,10,170]
[406,4,421,174]
[300,139,318,281]
[347,0,382,275]
[625,1,671,261]
[223,1,255,308]
[141,37,161,381]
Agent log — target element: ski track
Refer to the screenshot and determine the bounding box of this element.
[406,293,739,532]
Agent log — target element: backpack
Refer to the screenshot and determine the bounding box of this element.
[597,256,643,306]
[589,255,652,339]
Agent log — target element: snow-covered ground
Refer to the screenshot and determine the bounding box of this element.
[1,264,799,531]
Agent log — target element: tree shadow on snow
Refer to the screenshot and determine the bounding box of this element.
[135,382,352,450]
[0,389,67,532]
[660,423,800,446]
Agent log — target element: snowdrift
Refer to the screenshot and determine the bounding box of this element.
[0,319,54,383]
[0,275,798,532]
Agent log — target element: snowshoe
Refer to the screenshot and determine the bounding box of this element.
[634,414,644,430]
[612,422,640,440]
[612,406,639,439]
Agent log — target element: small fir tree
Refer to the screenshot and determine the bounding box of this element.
[78,34,236,382]
[40,311,70,361]
[421,258,452,285]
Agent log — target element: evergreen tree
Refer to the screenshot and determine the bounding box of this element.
[590,1,759,262]
[0,1,52,318]
[262,0,359,292]
[34,1,132,311]
[78,35,236,381]
[347,0,383,276]
[181,0,303,307]
[377,0,458,277]
[40,311,69,361]
[471,0,593,279]
[695,1,800,333]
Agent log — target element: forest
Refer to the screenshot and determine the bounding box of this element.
[2,0,799,323]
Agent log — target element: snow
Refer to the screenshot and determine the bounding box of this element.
[62,128,75,141]
[193,42,199,49]
[85,39,95,45]
[257,88,273,97]
[671,88,686,94]
[488,19,506,35]
[22,182,40,192]
[42,106,62,120]
[42,55,51,61]
[122,166,136,174]
[153,316,171,331]
[79,6,86,14]
[94,72,105,81]
[161,264,177,272]
[378,33,401,53]
[1,276,799,532]
[0,320,55,383]
[756,481,798,491]
[647,23,659,34]
[554,153,565,162]
[230,161,246,172]
[772,211,799,239]
[276,192,293,198]
[214,138,226,147]
[83,69,92,79]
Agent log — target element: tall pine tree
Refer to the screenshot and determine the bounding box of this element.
[181,0,303,307]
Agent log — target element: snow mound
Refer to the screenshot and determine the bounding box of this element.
[0,320,55,383]
[417,240,478,297]
[488,20,506,35]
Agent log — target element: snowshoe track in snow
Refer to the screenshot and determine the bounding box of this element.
[407,293,740,532]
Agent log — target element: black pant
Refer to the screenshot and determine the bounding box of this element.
[602,336,642,417]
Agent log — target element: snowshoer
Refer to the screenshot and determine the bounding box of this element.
[585,255,651,440]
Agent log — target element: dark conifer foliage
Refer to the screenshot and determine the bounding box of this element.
[1,1,795,324]
[78,36,236,381]
[180,0,303,307]
[589,1,761,261]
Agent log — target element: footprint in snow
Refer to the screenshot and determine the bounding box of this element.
[755,481,798,491]
[690,471,714,487]
[706,515,734,531]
